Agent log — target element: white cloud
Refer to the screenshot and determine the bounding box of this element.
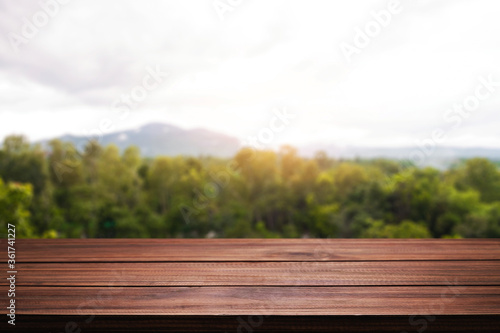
[0,0,500,149]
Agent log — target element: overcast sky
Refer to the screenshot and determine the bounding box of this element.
[1,0,500,148]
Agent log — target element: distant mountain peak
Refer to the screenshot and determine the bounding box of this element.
[139,122,182,133]
[39,122,241,157]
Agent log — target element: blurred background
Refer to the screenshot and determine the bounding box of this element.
[1,0,500,238]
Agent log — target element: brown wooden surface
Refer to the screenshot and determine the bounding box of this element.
[2,239,500,331]
[10,261,500,286]
[14,238,500,262]
[15,286,500,315]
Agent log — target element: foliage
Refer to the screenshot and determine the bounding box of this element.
[0,177,35,237]
[1,135,499,238]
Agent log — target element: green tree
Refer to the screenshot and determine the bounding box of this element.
[362,219,432,238]
[458,158,500,202]
[0,178,35,238]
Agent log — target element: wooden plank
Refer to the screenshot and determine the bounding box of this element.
[11,239,500,262]
[10,261,500,286]
[4,240,500,331]
[13,286,500,315]
[7,315,500,333]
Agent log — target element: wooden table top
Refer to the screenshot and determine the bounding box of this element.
[3,239,500,332]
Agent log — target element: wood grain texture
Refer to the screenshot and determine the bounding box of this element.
[4,239,500,332]
[10,261,500,286]
[11,239,500,262]
[12,286,500,315]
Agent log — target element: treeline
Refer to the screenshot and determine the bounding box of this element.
[1,135,500,238]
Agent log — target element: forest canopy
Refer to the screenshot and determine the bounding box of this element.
[1,135,499,239]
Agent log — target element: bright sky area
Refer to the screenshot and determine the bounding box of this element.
[1,0,500,148]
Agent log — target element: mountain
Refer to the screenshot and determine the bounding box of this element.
[299,143,500,168]
[299,144,500,159]
[42,123,241,157]
[39,123,500,166]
